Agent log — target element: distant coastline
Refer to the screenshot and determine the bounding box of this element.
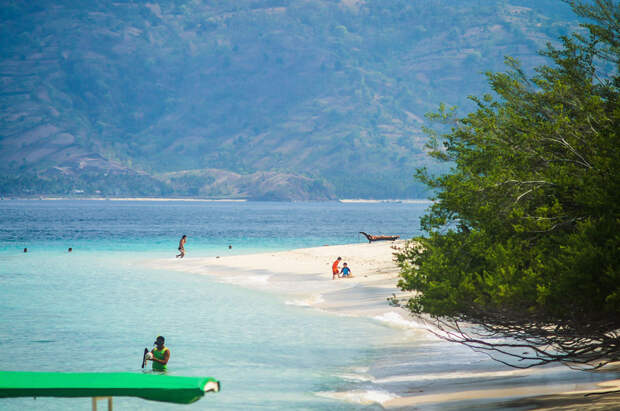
[339,199,432,204]
[0,196,248,202]
[1,196,432,203]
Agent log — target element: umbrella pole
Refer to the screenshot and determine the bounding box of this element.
[92,396,113,411]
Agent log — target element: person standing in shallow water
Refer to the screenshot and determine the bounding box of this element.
[147,336,170,372]
[176,235,187,258]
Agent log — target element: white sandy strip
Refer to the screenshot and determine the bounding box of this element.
[151,241,418,323]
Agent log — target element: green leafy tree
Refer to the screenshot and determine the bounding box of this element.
[396,0,619,368]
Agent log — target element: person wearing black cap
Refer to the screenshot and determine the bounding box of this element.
[147,336,170,371]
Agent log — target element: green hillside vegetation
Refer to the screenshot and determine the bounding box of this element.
[0,0,579,199]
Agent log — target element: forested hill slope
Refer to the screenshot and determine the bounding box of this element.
[0,0,578,200]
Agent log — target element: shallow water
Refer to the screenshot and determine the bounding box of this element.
[0,200,615,410]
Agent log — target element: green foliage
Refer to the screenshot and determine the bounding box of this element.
[397,0,619,366]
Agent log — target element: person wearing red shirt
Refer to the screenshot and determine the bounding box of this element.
[332,257,342,279]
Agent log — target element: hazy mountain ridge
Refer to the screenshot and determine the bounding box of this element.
[0,0,579,199]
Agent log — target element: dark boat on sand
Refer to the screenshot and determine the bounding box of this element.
[360,232,400,243]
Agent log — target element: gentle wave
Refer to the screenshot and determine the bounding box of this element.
[372,311,438,336]
[336,373,375,382]
[338,366,566,385]
[373,368,539,384]
[316,389,399,405]
[220,274,272,286]
[284,294,324,307]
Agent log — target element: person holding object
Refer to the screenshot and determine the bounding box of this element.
[176,235,187,258]
[146,335,170,371]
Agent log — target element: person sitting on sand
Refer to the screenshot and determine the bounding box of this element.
[176,235,187,259]
[340,262,353,278]
[332,256,342,279]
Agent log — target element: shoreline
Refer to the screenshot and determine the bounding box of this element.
[0,196,431,203]
[1,196,248,202]
[152,241,415,319]
[152,241,620,409]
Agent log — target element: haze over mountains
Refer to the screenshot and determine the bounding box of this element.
[0,0,578,200]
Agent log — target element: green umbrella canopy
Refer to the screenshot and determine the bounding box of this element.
[0,371,220,404]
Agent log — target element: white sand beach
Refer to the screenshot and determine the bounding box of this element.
[153,241,620,410]
[154,241,415,320]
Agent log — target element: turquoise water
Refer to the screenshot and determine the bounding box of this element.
[0,200,426,254]
[0,200,424,410]
[1,251,400,409]
[0,200,615,410]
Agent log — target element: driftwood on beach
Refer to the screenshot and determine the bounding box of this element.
[359,232,400,243]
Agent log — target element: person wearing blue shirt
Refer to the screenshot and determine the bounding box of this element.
[340,262,353,278]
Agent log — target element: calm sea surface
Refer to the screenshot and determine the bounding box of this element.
[0,200,614,410]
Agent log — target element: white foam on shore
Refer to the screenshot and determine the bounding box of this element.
[374,369,535,384]
[375,365,569,385]
[336,373,376,383]
[336,366,565,386]
[220,274,272,286]
[285,294,324,307]
[373,311,436,333]
[317,389,399,405]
